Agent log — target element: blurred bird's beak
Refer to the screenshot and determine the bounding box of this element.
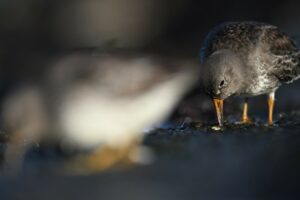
[213,98,224,126]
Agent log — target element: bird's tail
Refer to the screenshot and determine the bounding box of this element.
[273,51,300,84]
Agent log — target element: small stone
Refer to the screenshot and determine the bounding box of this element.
[211,126,222,131]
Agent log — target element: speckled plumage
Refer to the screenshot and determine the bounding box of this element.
[200,21,300,97]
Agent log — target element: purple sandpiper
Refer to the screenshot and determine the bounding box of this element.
[200,21,300,126]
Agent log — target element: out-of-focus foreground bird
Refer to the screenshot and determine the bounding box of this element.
[200,21,300,126]
[2,52,198,173]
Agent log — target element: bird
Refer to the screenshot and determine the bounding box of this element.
[2,51,198,173]
[199,21,300,126]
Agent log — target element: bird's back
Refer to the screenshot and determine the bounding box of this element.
[200,22,272,62]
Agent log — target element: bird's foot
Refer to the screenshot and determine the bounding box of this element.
[65,147,132,175]
[242,117,253,125]
[235,117,253,126]
[64,140,153,175]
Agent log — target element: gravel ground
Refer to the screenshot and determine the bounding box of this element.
[1,113,300,199]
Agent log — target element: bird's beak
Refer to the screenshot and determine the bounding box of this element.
[213,98,224,126]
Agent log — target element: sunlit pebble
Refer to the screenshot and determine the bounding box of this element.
[211,126,222,131]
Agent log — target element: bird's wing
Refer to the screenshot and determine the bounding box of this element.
[200,22,265,62]
[263,27,300,83]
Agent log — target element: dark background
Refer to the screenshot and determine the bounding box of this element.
[0,0,298,74]
[0,0,299,50]
[1,0,300,199]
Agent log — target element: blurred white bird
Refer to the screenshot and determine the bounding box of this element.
[2,52,198,173]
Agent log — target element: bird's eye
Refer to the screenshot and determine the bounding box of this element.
[219,80,225,88]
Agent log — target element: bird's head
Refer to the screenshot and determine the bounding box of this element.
[201,49,245,99]
[200,49,246,125]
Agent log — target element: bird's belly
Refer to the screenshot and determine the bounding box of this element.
[58,96,141,150]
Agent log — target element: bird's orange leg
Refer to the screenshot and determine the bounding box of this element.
[242,97,251,124]
[268,92,275,126]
